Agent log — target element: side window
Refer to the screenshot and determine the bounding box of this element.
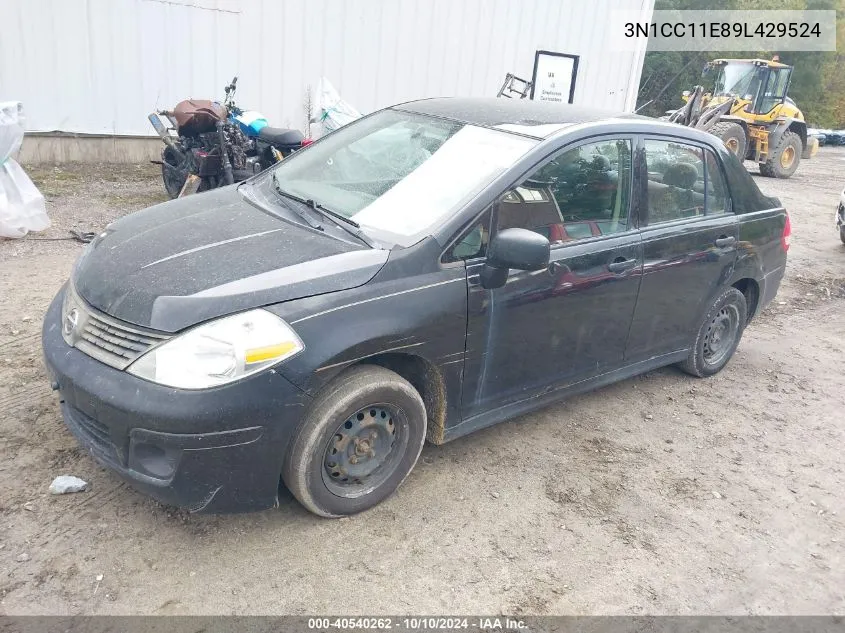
[644,139,706,224]
[443,210,491,262]
[496,138,632,244]
[704,150,731,215]
[759,68,790,113]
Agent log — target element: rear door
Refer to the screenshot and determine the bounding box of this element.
[625,136,739,361]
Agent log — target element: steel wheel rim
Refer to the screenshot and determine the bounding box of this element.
[702,305,739,366]
[780,146,795,169]
[321,404,408,499]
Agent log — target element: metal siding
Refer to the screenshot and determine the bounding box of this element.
[0,0,654,135]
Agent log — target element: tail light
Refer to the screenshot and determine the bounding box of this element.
[781,212,791,251]
[300,138,314,147]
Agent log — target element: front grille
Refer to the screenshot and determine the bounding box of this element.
[76,311,168,369]
[62,404,120,464]
[63,285,169,370]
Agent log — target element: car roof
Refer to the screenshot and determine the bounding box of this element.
[392,97,646,138]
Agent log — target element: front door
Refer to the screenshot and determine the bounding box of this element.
[625,137,739,361]
[458,136,643,419]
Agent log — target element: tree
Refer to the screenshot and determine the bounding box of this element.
[637,0,845,127]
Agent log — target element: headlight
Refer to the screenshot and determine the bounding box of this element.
[127,309,303,389]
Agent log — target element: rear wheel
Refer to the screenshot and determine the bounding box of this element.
[760,130,802,179]
[161,147,188,199]
[840,226,845,245]
[282,365,427,518]
[710,122,747,160]
[161,147,212,198]
[678,288,747,378]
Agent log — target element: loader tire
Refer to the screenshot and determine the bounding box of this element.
[710,122,747,160]
[760,130,802,179]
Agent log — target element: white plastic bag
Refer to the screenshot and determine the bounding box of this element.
[311,77,361,138]
[0,102,49,238]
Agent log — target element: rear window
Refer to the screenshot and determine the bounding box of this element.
[644,139,706,223]
[718,148,781,212]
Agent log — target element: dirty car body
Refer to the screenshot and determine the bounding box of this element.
[42,98,789,515]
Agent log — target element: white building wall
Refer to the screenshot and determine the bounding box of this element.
[0,0,653,137]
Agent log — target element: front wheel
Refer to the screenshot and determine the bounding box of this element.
[282,365,427,517]
[710,121,748,160]
[678,287,748,378]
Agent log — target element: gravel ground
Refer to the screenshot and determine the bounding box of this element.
[0,152,843,615]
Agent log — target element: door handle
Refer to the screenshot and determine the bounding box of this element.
[715,235,736,248]
[607,257,638,273]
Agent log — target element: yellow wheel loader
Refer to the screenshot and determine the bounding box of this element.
[667,58,819,179]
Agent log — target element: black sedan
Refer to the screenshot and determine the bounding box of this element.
[43,98,789,517]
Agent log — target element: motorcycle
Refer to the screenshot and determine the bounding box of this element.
[148,77,309,198]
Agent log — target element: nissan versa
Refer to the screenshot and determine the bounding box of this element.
[42,98,789,517]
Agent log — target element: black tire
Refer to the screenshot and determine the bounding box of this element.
[161,147,213,198]
[282,365,427,518]
[760,130,802,179]
[710,121,747,160]
[161,147,187,199]
[840,226,845,245]
[678,287,748,378]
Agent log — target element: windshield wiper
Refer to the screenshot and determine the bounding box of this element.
[271,175,376,248]
[304,198,377,249]
[270,180,324,231]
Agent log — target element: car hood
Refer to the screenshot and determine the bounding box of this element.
[73,185,388,332]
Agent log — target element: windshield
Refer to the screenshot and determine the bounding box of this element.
[712,63,764,99]
[271,110,537,246]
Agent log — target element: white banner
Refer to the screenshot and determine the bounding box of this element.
[532,52,579,104]
[610,10,837,52]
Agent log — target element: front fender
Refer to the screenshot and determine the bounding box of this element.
[265,266,469,432]
[769,118,807,150]
[718,115,749,135]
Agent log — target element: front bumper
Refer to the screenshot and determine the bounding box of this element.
[42,288,311,513]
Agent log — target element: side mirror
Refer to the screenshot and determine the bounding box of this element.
[481,228,551,289]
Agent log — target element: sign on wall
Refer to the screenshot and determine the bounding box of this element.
[530,51,580,104]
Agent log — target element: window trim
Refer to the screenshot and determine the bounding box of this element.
[703,147,734,216]
[640,135,735,228]
[439,206,493,266]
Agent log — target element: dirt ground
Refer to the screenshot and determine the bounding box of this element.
[0,151,843,616]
